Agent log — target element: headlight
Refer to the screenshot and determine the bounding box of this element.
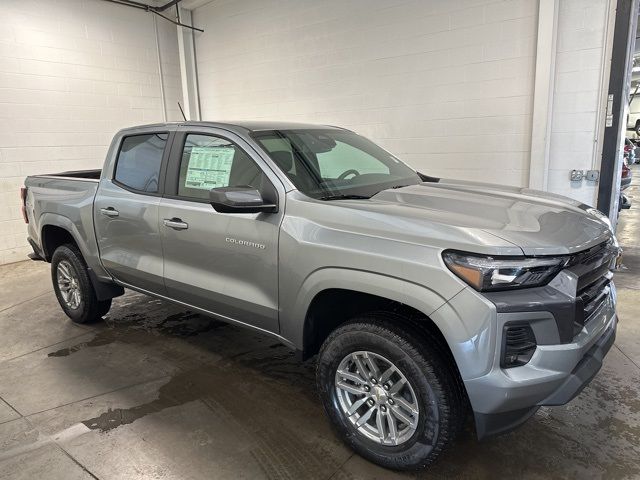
[442,251,568,291]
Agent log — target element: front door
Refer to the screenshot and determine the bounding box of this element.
[94,130,171,295]
[158,128,284,333]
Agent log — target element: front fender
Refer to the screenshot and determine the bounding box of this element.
[281,267,460,349]
[282,267,496,383]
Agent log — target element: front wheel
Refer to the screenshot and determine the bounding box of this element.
[316,314,465,471]
[51,244,111,324]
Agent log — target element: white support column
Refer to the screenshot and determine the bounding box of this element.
[528,0,559,191]
[177,8,201,120]
[153,14,168,122]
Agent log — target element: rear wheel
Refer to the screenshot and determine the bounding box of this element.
[51,244,111,324]
[316,314,464,470]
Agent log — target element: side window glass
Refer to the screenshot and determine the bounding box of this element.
[316,140,389,178]
[178,134,266,200]
[114,133,168,193]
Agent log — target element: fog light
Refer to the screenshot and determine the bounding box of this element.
[501,324,537,368]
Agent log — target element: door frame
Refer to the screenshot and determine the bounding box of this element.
[162,125,289,202]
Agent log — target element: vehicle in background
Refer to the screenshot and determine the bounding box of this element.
[630,138,640,164]
[627,94,640,135]
[22,122,619,470]
[620,157,632,212]
[621,158,632,190]
[624,138,636,165]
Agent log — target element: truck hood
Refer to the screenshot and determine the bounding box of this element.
[365,179,612,255]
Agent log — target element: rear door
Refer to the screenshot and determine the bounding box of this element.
[158,126,285,333]
[94,129,173,294]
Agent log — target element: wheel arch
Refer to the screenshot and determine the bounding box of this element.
[299,278,471,415]
[40,214,89,262]
[291,268,464,362]
[41,224,78,261]
[40,215,123,301]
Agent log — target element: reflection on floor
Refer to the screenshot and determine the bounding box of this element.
[0,170,638,479]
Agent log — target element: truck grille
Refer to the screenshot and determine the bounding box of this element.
[569,239,617,337]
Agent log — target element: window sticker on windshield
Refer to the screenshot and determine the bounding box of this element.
[184,146,235,189]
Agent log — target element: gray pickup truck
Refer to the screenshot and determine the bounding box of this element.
[23,121,619,470]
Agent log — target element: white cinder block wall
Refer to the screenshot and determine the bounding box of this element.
[0,0,182,264]
[193,0,614,206]
[193,0,538,185]
[0,0,617,265]
[156,14,184,122]
[547,0,612,205]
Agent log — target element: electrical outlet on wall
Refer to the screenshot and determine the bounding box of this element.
[586,170,600,182]
[570,170,584,182]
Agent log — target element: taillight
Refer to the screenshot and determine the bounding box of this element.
[20,187,28,224]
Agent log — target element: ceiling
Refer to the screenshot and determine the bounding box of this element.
[179,0,214,9]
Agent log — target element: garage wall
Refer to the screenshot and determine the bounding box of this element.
[547,0,612,205]
[0,0,182,265]
[193,0,538,185]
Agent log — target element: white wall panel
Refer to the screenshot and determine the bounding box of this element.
[193,0,537,186]
[0,0,617,265]
[547,0,612,205]
[0,0,182,264]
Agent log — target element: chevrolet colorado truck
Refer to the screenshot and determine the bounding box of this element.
[23,122,619,470]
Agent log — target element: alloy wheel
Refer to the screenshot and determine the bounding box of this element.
[334,351,424,446]
[57,260,81,310]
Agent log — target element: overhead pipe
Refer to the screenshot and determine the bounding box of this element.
[101,0,150,10]
[156,0,183,12]
[100,0,204,32]
[151,9,204,32]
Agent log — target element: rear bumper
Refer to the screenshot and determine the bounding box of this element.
[27,237,45,260]
[463,281,617,439]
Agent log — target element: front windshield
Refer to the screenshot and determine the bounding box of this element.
[252,129,421,199]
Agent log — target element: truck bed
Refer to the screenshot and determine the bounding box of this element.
[24,172,103,276]
[31,169,102,180]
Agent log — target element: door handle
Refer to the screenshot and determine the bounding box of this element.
[163,218,189,230]
[100,207,119,217]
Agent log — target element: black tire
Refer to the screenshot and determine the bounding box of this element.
[635,121,640,136]
[51,244,111,324]
[316,313,465,471]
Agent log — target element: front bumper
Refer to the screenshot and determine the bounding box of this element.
[464,282,617,439]
[473,317,615,438]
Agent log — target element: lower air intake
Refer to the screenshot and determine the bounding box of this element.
[501,324,537,368]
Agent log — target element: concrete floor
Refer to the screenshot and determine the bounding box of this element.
[0,176,639,480]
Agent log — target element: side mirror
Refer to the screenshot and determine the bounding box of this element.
[209,186,277,214]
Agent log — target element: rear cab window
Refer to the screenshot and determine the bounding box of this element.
[114,133,169,193]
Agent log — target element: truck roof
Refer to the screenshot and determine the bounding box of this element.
[118,121,345,134]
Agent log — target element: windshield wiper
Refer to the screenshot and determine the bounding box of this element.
[368,184,411,197]
[319,194,371,201]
